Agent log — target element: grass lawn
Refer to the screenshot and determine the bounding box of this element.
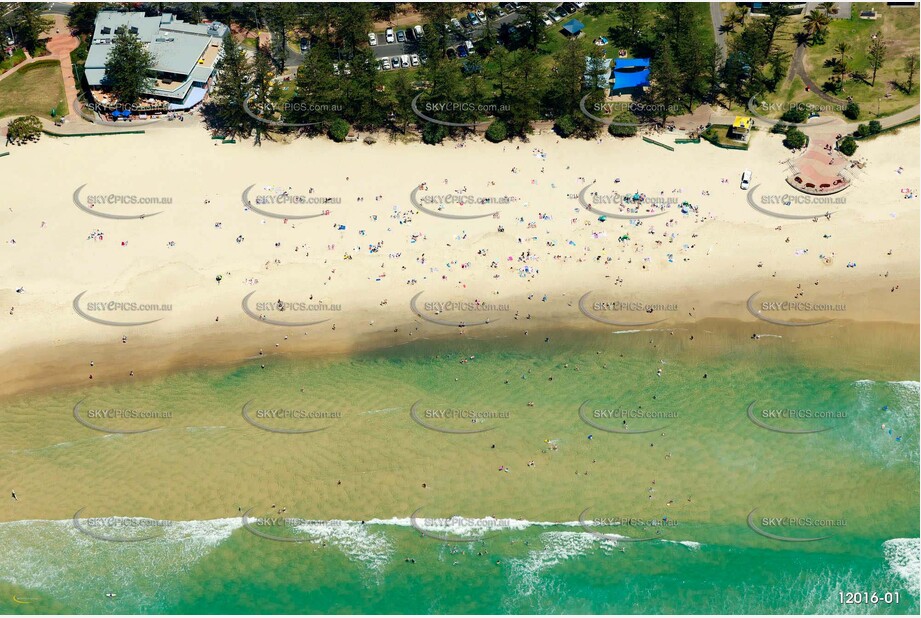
[702,124,752,149]
[542,3,713,59]
[0,48,27,72]
[730,5,918,122]
[0,59,68,120]
[752,75,850,118]
[541,10,617,56]
[803,4,919,119]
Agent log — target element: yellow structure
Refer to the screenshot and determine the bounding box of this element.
[730,116,755,141]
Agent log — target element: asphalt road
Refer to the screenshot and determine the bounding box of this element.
[44,2,72,16]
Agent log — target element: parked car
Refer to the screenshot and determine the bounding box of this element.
[541,15,553,26]
[368,32,377,46]
[391,56,401,68]
[419,49,428,63]
[385,27,395,43]
[562,2,579,14]
[740,170,752,190]
[410,53,420,67]
[548,10,562,22]
[413,25,424,39]
[450,18,462,31]
[380,58,390,70]
[400,54,410,68]
[299,37,310,52]
[396,29,406,43]
[468,12,481,26]
[555,5,570,16]
[457,44,468,58]
[332,62,340,76]
[476,9,486,20]
[465,40,475,54]
[495,7,507,17]
[460,17,472,29]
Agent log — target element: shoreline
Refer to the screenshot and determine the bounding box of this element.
[0,119,918,399]
[1,297,918,401]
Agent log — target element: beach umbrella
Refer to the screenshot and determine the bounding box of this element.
[598,215,606,222]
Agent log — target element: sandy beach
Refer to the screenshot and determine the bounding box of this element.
[0,120,917,399]
[0,116,918,617]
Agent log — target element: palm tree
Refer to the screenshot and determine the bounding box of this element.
[833,41,850,76]
[820,2,837,15]
[802,9,830,43]
[834,42,850,60]
[737,5,750,24]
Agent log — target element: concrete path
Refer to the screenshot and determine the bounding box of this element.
[43,14,81,120]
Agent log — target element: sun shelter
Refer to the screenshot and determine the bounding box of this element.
[562,19,585,37]
[610,68,650,93]
[610,58,651,94]
[614,58,650,70]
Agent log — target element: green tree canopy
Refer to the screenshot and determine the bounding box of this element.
[210,33,254,138]
[6,115,42,144]
[103,28,155,107]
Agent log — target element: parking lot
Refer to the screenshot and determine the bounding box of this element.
[368,4,524,67]
[296,2,587,73]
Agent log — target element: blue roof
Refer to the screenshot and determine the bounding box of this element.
[614,58,650,69]
[611,68,650,91]
[563,19,585,34]
[168,85,207,110]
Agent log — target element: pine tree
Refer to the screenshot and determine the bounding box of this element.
[104,28,155,107]
[648,45,682,123]
[867,36,887,87]
[211,33,254,138]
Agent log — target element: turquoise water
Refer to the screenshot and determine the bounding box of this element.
[0,330,917,614]
[0,519,917,614]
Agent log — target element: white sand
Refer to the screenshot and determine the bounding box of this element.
[0,121,917,396]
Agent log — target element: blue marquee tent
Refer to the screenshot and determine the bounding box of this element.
[562,19,585,36]
[614,58,650,69]
[611,68,650,92]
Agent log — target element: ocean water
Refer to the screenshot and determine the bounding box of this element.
[0,329,917,613]
[0,519,917,614]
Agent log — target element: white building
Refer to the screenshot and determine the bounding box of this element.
[84,11,228,109]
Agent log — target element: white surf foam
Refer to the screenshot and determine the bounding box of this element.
[294,519,393,571]
[884,538,920,597]
[0,517,242,605]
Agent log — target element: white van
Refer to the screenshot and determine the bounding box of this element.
[740,170,752,190]
[413,25,424,39]
[465,40,475,54]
